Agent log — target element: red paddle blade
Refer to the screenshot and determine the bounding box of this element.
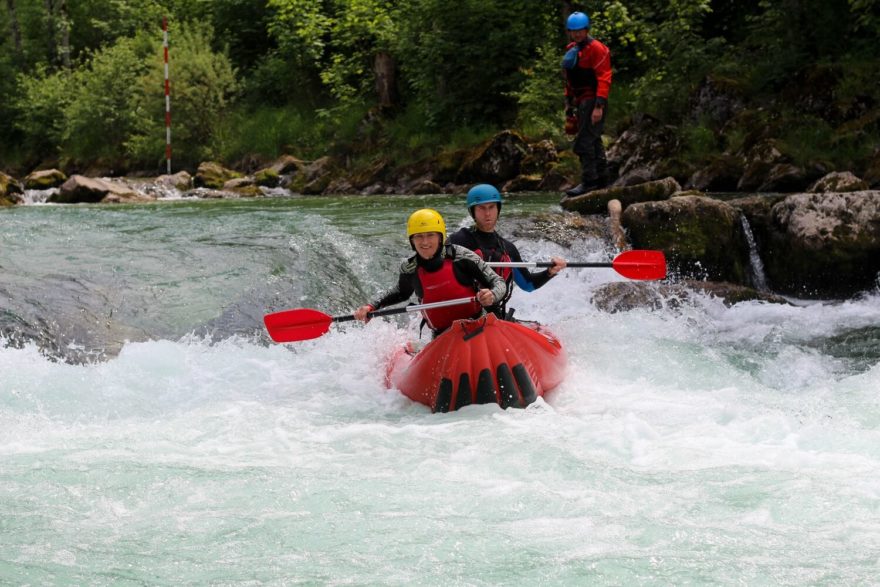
[612,250,667,280]
[263,308,333,343]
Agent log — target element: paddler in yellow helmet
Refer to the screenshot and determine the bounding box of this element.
[353,208,506,336]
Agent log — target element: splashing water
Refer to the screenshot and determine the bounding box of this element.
[2,195,879,584]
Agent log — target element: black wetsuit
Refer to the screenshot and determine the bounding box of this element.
[447,227,555,319]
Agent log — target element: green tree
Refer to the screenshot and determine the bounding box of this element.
[62,32,156,163]
[394,0,556,128]
[127,22,240,169]
[267,0,398,104]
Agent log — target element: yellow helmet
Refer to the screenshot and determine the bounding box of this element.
[406,208,446,243]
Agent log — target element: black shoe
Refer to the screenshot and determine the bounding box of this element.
[565,182,599,197]
[565,183,587,197]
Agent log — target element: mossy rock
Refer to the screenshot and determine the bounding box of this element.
[621,195,751,284]
[254,168,280,187]
[24,169,68,189]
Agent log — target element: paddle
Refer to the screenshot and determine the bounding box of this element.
[264,296,477,343]
[487,249,666,281]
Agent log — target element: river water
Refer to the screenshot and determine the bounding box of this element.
[2,193,879,585]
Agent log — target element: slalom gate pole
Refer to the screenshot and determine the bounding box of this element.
[163,17,171,175]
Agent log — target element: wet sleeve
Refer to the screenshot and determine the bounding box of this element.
[369,261,416,309]
[504,238,553,292]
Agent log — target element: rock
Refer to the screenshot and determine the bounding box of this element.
[349,158,391,190]
[737,139,786,191]
[24,168,67,190]
[0,172,24,205]
[591,280,790,313]
[688,75,746,128]
[253,168,280,187]
[323,178,356,194]
[756,163,811,192]
[195,162,241,189]
[502,174,543,192]
[762,191,880,298]
[613,166,657,187]
[864,149,880,188]
[269,155,307,176]
[520,140,558,175]
[456,130,529,185]
[621,194,752,284]
[223,177,261,197]
[155,171,192,191]
[561,177,680,214]
[409,178,443,195]
[685,155,744,192]
[606,114,679,182]
[536,166,569,191]
[50,175,154,204]
[508,211,607,247]
[808,171,869,193]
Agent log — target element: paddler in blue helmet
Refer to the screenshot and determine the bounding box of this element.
[447,184,567,320]
[353,208,506,336]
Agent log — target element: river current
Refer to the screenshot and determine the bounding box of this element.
[2,193,879,584]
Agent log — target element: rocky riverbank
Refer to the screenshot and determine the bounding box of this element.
[3,127,878,304]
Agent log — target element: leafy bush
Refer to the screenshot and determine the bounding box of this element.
[127,22,240,170]
[62,33,155,163]
[12,65,73,160]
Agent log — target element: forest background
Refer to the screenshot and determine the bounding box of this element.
[1,0,878,179]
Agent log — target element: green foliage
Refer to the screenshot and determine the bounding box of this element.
[512,42,566,140]
[62,34,156,162]
[267,0,397,103]
[394,0,556,128]
[2,0,879,175]
[127,22,240,169]
[12,65,73,159]
[680,120,718,162]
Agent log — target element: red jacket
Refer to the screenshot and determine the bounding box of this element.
[564,38,612,104]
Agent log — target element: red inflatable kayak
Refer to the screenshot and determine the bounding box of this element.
[385,314,567,412]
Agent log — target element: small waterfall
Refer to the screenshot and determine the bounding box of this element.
[740,214,769,291]
[21,188,57,204]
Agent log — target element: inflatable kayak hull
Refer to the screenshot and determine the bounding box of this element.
[386,314,567,412]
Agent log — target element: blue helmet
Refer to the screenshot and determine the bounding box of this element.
[466,184,503,218]
[567,11,590,31]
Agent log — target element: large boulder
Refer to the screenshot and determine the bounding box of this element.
[606,114,680,185]
[808,171,869,193]
[455,130,529,185]
[50,175,153,204]
[621,194,752,284]
[685,154,744,192]
[155,171,192,191]
[194,161,241,189]
[1,172,24,206]
[761,191,880,298]
[592,280,789,313]
[24,168,67,190]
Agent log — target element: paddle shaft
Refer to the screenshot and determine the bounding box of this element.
[485,250,667,281]
[488,261,611,268]
[332,296,477,324]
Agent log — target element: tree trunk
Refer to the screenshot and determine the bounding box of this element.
[373,51,397,110]
[45,0,56,65]
[57,0,70,68]
[6,0,22,62]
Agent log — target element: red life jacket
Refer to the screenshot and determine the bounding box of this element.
[417,259,481,331]
[473,248,512,282]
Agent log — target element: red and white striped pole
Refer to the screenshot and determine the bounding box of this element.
[162,16,171,174]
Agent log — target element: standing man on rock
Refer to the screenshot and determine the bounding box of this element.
[562,11,612,197]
